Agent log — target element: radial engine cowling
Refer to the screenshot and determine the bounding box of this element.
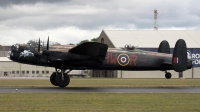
[34,52,41,57]
[42,50,51,56]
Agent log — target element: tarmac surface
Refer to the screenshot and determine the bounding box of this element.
[0,77,200,93]
[0,87,200,93]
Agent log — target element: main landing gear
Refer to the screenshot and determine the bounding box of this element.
[50,69,72,88]
[165,71,172,79]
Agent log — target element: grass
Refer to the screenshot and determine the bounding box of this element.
[0,78,200,111]
[0,93,200,112]
[0,78,200,87]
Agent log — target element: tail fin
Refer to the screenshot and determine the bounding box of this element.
[158,40,170,54]
[172,39,187,72]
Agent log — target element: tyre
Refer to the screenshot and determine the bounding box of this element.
[50,72,58,86]
[55,73,70,88]
[165,73,172,79]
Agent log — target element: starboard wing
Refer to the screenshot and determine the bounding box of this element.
[69,42,108,60]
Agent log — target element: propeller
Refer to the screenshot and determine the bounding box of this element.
[42,36,51,64]
[43,36,51,55]
[47,36,49,50]
[34,38,41,65]
[34,36,51,65]
[38,38,40,53]
[37,38,41,64]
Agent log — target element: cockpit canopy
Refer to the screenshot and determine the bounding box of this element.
[11,44,29,52]
[11,44,19,51]
[124,44,135,50]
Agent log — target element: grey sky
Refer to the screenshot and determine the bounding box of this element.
[0,0,200,45]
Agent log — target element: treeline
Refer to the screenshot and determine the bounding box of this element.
[69,37,98,45]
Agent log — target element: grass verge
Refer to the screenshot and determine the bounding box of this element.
[0,93,199,112]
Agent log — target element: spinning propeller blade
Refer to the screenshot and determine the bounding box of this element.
[37,38,41,65]
[41,36,51,65]
[38,38,40,53]
[46,36,50,65]
[47,36,49,50]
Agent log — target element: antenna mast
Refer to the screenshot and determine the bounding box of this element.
[154,10,158,30]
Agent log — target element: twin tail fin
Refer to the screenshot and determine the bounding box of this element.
[172,39,187,72]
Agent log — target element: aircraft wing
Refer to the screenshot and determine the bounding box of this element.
[45,42,108,66]
[69,42,108,58]
[69,42,108,59]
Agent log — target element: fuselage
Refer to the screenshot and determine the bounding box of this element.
[8,44,178,71]
[102,50,173,71]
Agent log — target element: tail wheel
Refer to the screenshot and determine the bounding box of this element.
[165,72,172,79]
[50,72,58,86]
[55,73,70,88]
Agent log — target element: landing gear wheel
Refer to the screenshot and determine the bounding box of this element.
[55,73,70,88]
[165,72,172,79]
[50,72,58,86]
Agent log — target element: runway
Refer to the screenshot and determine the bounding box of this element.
[0,87,200,93]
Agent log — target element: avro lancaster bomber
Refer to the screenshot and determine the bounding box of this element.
[8,37,192,87]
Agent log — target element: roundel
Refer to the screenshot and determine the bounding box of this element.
[117,54,130,66]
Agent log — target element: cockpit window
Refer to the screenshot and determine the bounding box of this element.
[11,44,19,51]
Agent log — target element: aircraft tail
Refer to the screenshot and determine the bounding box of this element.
[172,39,187,72]
[158,40,170,54]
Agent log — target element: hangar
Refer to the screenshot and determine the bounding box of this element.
[93,30,200,78]
[0,57,54,77]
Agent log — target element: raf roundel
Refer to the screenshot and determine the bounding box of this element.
[117,54,130,66]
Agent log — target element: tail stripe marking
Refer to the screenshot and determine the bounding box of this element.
[173,57,182,64]
[173,57,178,63]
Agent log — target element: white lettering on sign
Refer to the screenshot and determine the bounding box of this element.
[192,54,200,59]
[195,59,200,64]
[188,50,200,65]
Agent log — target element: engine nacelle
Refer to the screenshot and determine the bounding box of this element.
[42,50,51,56]
[34,52,41,57]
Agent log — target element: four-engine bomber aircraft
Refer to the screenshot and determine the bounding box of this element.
[8,37,192,87]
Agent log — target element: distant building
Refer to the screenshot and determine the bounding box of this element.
[0,46,10,57]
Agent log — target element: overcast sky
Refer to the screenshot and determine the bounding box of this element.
[0,0,200,45]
